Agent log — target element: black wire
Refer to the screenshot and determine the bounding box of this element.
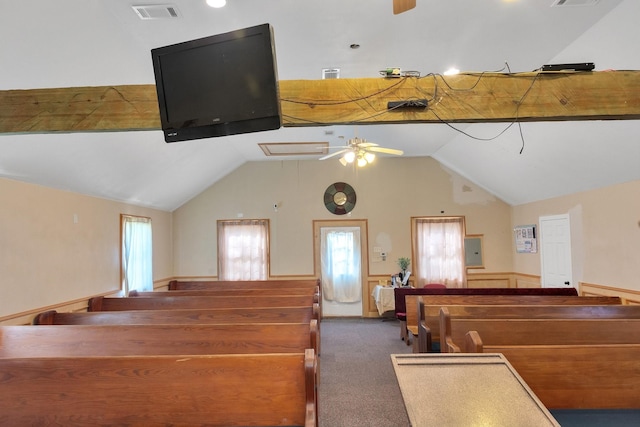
[280,62,541,152]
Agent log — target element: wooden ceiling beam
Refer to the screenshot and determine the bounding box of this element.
[1,71,639,134]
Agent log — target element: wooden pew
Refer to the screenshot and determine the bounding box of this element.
[0,350,317,426]
[439,307,640,353]
[169,278,320,291]
[394,287,578,343]
[405,294,621,350]
[88,294,316,311]
[34,304,320,325]
[418,302,640,352]
[130,288,320,304]
[464,333,640,410]
[132,287,319,297]
[0,322,319,358]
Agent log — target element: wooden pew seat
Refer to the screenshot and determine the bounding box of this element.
[418,303,640,353]
[405,294,621,351]
[88,294,316,311]
[393,287,578,342]
[464,334,640,410]
[34,304,320,325]
[0,351,317,426]
[439,307,640,353]
[1,322,319,358]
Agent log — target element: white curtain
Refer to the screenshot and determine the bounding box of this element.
[218,220,268,280]
[321,227,362,302]
[414,217,465,288]
[122,215,153,293]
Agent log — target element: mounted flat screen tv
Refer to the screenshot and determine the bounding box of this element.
[151,23,281,143]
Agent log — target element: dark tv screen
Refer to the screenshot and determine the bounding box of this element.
[151,23,281,143]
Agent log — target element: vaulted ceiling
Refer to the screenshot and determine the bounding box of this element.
[1,0,639,211]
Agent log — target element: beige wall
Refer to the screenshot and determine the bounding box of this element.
[0,178,173,318]
[3,158,638,320]
[173,157,514,279]
[512,180,640,292]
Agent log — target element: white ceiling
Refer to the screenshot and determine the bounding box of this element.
[1,0,639,211]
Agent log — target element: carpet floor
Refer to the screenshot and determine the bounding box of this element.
[318,317,413,427]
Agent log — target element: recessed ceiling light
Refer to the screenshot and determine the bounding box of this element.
[206,0,226,8]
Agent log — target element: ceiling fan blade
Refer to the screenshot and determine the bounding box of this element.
[319,149,349,160]
[393,0,416,15]
[365,146,404,156]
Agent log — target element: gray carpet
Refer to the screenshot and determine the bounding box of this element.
[318,317,413,427]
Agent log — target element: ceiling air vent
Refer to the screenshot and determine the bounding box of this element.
[551,0,600,7]
[132,5,180,20]
[322,68,340,79]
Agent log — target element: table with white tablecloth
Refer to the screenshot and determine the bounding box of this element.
[371,285,395,316]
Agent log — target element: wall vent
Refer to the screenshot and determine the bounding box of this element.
[551,0,600,7]
[132,5,180,20]
[322,68,340,79]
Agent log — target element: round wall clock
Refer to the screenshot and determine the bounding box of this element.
[324,182,356,215]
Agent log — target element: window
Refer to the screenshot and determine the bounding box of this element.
[411,216,466,288]
[121,215,153,294]
[217,219,269,280]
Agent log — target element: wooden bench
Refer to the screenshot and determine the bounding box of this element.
[169,278,320,291]
[130,288,320,303]
[394,287,578,342]
[0,350,317,426]
[1,321,319,358]
[418,302,640,352]
[34,304,320,325]
[439,307,640,353]
[133,286,319,297]
[464,334,640,410]
[88,294,317,311]
[405,294,622,350]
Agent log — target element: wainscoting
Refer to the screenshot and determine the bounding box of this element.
[580,282,640,305]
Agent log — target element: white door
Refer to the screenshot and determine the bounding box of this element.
[320,226,363,317]
[540,214,573,288]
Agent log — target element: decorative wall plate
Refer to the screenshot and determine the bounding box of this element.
[324,182,356,215]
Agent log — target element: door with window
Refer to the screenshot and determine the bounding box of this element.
[314,220,367,317]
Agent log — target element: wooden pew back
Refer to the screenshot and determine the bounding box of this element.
[34,304,320,325]
[133,287,319,297]
[169,278,320,291]
[0,350,317,426]
[418,303,640,352]
[1,321,319,358]
[439,307,640,353]
[464,333,640,410]
[89,294,316,311]
[405,294,621,348]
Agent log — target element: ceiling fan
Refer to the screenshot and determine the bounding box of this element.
[320,137,404,167]
[393,0,416,14]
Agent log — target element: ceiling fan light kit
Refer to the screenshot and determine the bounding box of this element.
[320,136,403,168]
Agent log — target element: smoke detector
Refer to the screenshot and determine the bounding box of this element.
[132,5,180,19]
